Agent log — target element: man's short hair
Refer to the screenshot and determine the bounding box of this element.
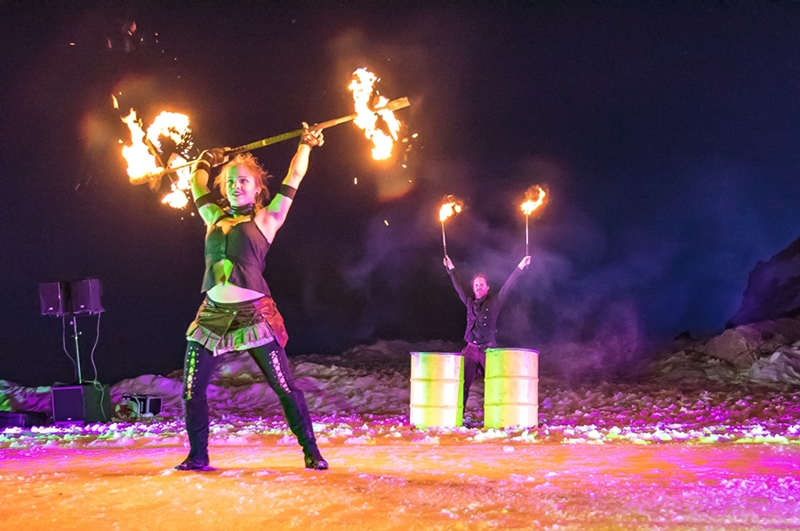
[471,273,489,285]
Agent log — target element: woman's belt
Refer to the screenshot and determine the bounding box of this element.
[186,296,289,355]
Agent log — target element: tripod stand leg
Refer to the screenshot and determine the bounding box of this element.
[72,317,83,385]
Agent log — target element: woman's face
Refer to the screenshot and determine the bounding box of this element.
[225,165,260,207]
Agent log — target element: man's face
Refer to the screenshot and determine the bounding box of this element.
[472,276,489,299]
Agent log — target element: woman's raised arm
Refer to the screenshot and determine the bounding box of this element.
[256,124,323,242]
[191,149,227,226]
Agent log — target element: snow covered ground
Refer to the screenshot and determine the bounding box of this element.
[1,341,800,529]
[2,443,799,530]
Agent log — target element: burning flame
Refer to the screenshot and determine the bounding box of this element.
[162,185,189,209]
[146,112,191,152]
[521,185,547,216]
[439,196,464,223]
[119,106,194,209]
[349,68,401,160]
[160,153,192,209]
[121,109,162,179]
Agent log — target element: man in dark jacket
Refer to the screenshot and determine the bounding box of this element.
[444,254,531,411]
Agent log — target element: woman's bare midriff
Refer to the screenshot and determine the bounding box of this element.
[206,258,265,303]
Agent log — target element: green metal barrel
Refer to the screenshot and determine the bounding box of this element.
[409,352,464,428]
[484,348,539,428]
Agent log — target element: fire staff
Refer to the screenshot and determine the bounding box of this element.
[443,255,531,412]
[177,123,328,471]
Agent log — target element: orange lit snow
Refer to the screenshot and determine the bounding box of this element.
[2,347,800,529]
[2,425,800,530]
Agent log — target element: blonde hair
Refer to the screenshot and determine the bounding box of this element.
[213,153,272,212]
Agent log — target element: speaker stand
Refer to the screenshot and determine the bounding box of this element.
[69,316,84,385]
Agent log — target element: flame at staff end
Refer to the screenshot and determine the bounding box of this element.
[439,195,463,258]
[349,68,401,160]
[521,185,547,216]
[119,106,194,209]
[439,195,464,222]
[162,187,189,209]
[146,112,191,152]
[120,109,163,179]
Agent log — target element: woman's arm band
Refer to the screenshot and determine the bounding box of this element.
[194,193,215,209]
[194,159,211,173]
[278,184,297,200]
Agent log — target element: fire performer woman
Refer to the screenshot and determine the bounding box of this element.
[176,123,327,471]
[443,255,531,414]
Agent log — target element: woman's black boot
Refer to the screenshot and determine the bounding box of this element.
[279,390,328,470]
[176,397,212,471]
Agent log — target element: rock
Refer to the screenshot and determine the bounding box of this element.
[703,359,741,382]
[749,344,800,384]
[704,327,764,368]
[728,236,800,327]
[747,317,800,343]
[0,381,53,413]
[702,318,800,369]
[660,367,708,383]
[215,351,262,382]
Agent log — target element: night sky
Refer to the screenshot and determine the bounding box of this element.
[3,2,800,386]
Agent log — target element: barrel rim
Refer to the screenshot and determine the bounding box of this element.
[485,348,540,355]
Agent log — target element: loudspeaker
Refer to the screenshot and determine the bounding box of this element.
[39,278,104,316]
[69,278,104,315]
[0,411,47,428]
[52,384,112,425]
[39,281,67,317]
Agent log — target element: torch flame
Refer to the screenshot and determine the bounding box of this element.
[162,187,189,209]
[439,196,464,222]
[119,107,194,209]
[120,109,163,179]
[521,185,546,216]
[349,68,401,160]
[146,111,191,151]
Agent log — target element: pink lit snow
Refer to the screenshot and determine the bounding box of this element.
[1,343,799,529]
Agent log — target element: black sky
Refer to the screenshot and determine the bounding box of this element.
[3,2,800,386]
